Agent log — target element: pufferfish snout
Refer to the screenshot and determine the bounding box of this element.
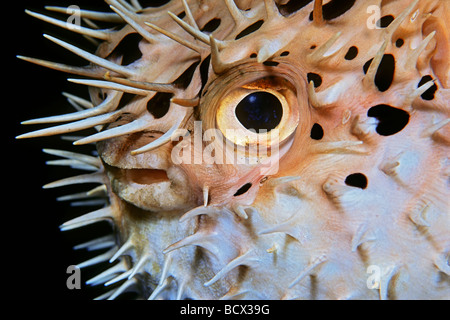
[17,0,449,300]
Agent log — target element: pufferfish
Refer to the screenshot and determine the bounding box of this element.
[16,0,449,300]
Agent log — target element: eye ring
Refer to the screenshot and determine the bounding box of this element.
[198,62,305,164]
[215,75,300,147]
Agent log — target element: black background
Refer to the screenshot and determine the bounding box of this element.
[9,0,119,300]
[9,0,178,301]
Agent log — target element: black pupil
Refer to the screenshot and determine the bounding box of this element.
[235,92,283,132]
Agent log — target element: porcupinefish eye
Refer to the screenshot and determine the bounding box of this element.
[235,91,283,132]
[214,74,300,148]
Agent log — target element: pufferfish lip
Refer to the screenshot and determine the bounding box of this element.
[103,161,170,185]
[97,133,193,211]
[121,168,170,185]
[106,164,193,212]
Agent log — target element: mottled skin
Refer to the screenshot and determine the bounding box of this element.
[18,0,449,299]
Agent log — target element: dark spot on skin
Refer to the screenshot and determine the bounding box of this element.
[278,0,313,16]
[147,92,173,119]
[310,123,324,140]
[97,90,106,101]
[309,0,356,21]
[235,20,264,40]
[395,38,404,48]
[345,173,368,189]
[367,104,410,136]
[117,93,136,110]
[344,46,358,60]
[108,33,143,66]
[139,0,171,7]
[363,59,371,74]
[322,0,357,20]
[174,61,200,89]
[201,18,221,33]
[376,15,394,28]
[234,183,252,196]
[307,72,322,88]
[199,55,211,96]
[417,75,438,100]
[363,54,395,92]
[263,61,279,67]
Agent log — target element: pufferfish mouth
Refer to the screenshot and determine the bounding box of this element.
[97,133,193,212]
[120,168,170,185]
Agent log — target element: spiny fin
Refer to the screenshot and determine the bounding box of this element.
[74,234,115,251]
[26,9,112,40]
[77,247,116,268]
[351,224,376,252]
[86,260,128,286]
[43,172,105,189]
[60,206,114,231]
[44,34,134,77]
[204,250,257,287]
[106,278,138,300]
[108,3,157,44]
[179,205,220,222]
[289,254,327,288]
[110,238,135,263]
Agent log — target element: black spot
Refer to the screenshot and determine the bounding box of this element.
[323,0,356,19]
[117,93,136,110]
[363,54,395,92]
[177,11,186,19]
[263,61,279,67]
[280,51,290,56]
[201,18,221,33]
[234,183,252,196]
[199,55,211,96]
[97,90,106,101]
[310,123,324,140]
[174,61,200,89]
[417,75,438,100]
[139,0,170,7]
[363,59,371,73]
[235,92,283,132]
[367,104,410,136]
[395,38,404,48]
[108,33,143,66]
[310,0,356,21]
[250,53,257,58]
[310,45,317,49]
[376,15,394,28]
[344,46,358,60]
[147,92,173,119]
[307,72,322,88]
[278,0,313,16]
[235,20,264,40]
[345,173,368,189]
